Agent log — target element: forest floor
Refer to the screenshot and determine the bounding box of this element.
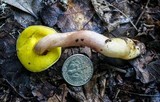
[0,0,160,102]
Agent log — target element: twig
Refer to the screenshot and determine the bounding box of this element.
[4,79,33,100]
[55,94,61,102]
[61,84,68,102]
[114,89,120,99]
[135,0,150,26]
[121,90,160,97]
[100,64,127,73]
[0,23,5,28]
[106,1,138,31]
[143,23,155,27]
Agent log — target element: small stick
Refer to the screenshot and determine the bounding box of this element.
[121,89,160,97]
[100,64,127,73]
[4,79,33,100]
[106,1,138,31]
[114,89,121,99]
[135,0,150,26]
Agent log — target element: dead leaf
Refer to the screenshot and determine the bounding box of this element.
[40,0,106,33]
[146,60,160,82]
[91,0,138,32]
[48,84,68,102]
[40,3,63,27]
[48,95,60,102]
[31,81,57,101]
[14,11,36,27]
[129,51,160,83]
[57,0,105,33]
[57,0,95,32]
[3,0,37,18]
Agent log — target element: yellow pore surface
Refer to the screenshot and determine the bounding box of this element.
[16,25,61,72]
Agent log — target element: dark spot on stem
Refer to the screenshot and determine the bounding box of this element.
[28,62,31,65]
[80,45,84,47]
[81,39,84,41]
[75,39,79,42]
[42,50,48,55]
[105,39,112,43]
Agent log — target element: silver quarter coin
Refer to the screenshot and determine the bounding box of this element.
[62,54,93,86]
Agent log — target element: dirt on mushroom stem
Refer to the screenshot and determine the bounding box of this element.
[34,30,145,60]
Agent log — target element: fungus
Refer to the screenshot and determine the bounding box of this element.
[35,30,145,60]
[16,26,61,72]
[17,25,145,72]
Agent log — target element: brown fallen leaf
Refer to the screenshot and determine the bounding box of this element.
[57,0,96,32]
[40,0,106,33]
[57,0,105,33]
[31,81,57,101]
[48,84,68,102]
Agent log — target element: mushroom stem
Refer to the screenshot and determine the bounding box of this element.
[34,30,145,60]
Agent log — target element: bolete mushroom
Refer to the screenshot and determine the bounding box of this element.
[16,26,61,72]
[17,25,145,72]
[35,30,145,59]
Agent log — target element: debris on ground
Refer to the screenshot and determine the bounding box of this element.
[0,0,160,101]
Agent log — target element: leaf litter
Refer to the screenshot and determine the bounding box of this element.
[0,0,160,101]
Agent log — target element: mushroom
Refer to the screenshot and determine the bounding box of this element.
[35,29,145,59]
[16,26,61,72]
[17,25,145,72]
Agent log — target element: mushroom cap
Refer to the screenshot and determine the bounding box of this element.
[16,25,61,72]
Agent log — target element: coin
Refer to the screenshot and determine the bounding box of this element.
[62,54,93,86]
